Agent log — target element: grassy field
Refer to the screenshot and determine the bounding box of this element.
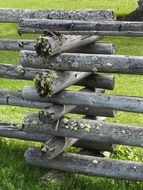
[0,0,143,189]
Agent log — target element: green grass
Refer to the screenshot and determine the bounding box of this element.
[0,0,137,15]
[0,0,143,189]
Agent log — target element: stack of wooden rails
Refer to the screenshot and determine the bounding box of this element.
[0,8,143,181]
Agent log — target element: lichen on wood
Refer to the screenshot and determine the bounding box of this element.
[35,36,52,57]
[15,65,25,76]
[34,71,58,97]
[34,34,62,57]
[61,116,92,132]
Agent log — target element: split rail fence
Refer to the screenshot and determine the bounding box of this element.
[0,8,143,182]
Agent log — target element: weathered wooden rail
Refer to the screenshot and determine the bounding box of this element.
[0,122,114,152]
[23,113,143,148]
[18,19,143,36]
[20,51,143,74]
[25,148,143,182]
[0,39,114,54]
[0,8,143,182]
[0,9,115,22]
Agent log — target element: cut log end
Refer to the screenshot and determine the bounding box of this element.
[34,71,58,97]
[35,35,52,57]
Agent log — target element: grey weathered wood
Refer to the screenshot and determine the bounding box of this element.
[138,0,143,11]
[0,64,115,90]
[0,64,49,80]
[20,51,143,74]
[75,140,114,152]
[78,79,114,152]
[19,19,143,36]
[0,39,35,51]
[39,104,116,123]
[35,35,102,57]
[39,104,76,122]
[34,71,90,97]
[0,121,52,142]
[72,106,116,117]
[38,87,105,120]
[0,89,52,108]
[25,147,143,181]
[38,85,112,119]
[77,74,115,90]
[0,39,114,55]
[0,9,115,23]
[0,122,78,160]
[0,89,115,115]
[42,137,78,160]
[83,88,98,120]
[44,87,101,118]
[0,121,113,151]
[23,114,143,148]
[69,42,115,55]
[0,121,78,160]
[23,87,143,113]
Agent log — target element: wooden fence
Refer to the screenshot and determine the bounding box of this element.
[0,8,143,182]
